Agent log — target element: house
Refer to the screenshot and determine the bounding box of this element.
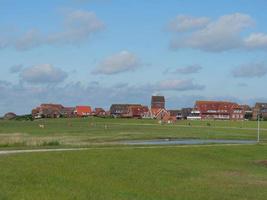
[151,96,165,109]
[230,104,245,120]
[74,106,92,117]
[128,105,144,118]
[61,107,75,118]
[32,104,64,118]
[188,101,244,120]
[109,104,150,118]
[93,108,106,117]
[128,105,151,118]
[168,110,182,120]
[142,106,153,119]
[240,105,253,120]
[4,112,17,120]
[162,114,176,124]
[110,104,142,117]
[181,108,193,119]
[187,110,202,120]
[151,108,170,120]
[252,103,267,120]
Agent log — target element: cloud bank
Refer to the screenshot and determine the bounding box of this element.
[0,10,105,50]
[169,13,267,52]
[232,62,267,78]
[20,64,68,84]
[93,51,141,75]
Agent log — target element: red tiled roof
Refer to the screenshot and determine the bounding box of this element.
[75,106,92,116]
[195,101,239,113]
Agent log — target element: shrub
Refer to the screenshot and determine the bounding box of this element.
[41,141,60,146]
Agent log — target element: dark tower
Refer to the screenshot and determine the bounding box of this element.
[151,96,165,109]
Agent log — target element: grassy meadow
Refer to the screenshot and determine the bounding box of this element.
[1,145,267,199]
[1,118,267,200]
[0,117,267,148]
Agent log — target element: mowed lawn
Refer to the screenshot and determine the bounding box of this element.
[1,145,267,200]
[0,118,267,147]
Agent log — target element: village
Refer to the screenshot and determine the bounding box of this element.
[18,96,266,122]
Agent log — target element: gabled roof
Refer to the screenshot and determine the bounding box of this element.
[151,108,169,118]
[75,106,92,113]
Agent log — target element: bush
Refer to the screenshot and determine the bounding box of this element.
[15,114,33,121]
[0,142,27,148]
[41,141,60,146]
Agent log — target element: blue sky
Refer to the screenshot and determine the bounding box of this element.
[1,0,267,115]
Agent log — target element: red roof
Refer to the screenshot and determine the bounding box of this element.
[195,101,238,113]
[75,106,92,116]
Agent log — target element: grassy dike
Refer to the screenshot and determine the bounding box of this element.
[0,144,267,200]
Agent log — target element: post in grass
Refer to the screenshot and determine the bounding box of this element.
[257,113,261,143]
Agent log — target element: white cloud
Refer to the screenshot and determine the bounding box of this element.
[0,10,105,50]
[244,33,267,49]
[167,15,210,32]
[158,79,205,91]
[169,13,266,52]
[47,10,105,44]
[20,64,68,84]
[232,62,267,78]
[15,29,43,50]
[93,51,141,75]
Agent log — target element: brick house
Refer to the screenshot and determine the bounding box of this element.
[110,104,149,118]
[32,104,65,119]
[151,108,170,120]
[74,106,92,117]
[93,108,106,117]
[189,101,244,120]
[252,103,267,120]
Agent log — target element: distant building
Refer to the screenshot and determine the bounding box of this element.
[93,108,106,117]
[168,110,182,120]
[74,106,92,117]
[151,96,165,109]
[110,104,139,117]
[32,104,64,119]
[151,108,169,120]
[61,107,75,118]
[188,101,244,120]
[252,103,267,120]
[109,104,148,118]
[128,105,149,118]
[181,108,193,119]
[240,105,253,120]
[3,112,17,120]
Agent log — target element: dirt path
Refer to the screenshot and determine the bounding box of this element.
[0,143,258,156]
[0,148,90,155]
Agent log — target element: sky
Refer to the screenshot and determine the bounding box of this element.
[1,0,267,115]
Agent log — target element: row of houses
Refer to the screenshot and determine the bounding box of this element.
[187,101,267,121]
[31,96,267,121]
[32,104,106,119]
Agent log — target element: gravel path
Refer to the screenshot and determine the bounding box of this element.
[0,148,91,155]
[0,142,258,156]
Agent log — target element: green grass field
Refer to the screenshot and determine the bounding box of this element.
[1,145,267,200]
[1,118,267,199]
[0,117,267,148]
